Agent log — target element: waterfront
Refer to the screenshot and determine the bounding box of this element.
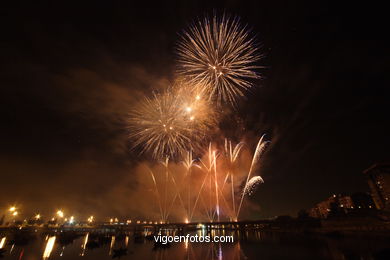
[1,228,390,260]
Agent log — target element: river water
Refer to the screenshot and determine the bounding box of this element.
[0,229,389,260]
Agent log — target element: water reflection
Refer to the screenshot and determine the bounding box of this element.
[0,229,388,259]
[109,235,115,255]
[42,236,55,259]
[0,237,6,259]
[0,237,6,249]
[80,233,89,256]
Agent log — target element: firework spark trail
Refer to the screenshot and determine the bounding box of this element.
[213,150,220,222]
[243,176,264,196]
[190,164,211,221]
[237,134,269,219]
[160,157,186,221]
[149,169,164,222]
[182,151,201,221]
[216,177,235,219]
[221,172,230,191]
[165,191,178,221]
[162,157,169,222]
[177,14,262,105]
[224,139,245,220]
[206,144,218,221]
[199,144,216,221]
[166,167,187,220]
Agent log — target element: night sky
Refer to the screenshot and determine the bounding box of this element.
[1,1,388,220]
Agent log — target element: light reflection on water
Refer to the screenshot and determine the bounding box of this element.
[42,236,56,259]
[0,229,389,260]
[0,237,6,249]
[80,233,88,256]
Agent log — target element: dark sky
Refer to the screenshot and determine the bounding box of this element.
[0,1,388,220]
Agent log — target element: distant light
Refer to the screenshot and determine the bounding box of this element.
[56,210,64,218]
[35,214,41,220]
[12,211,18,216]
[9,207,16,212]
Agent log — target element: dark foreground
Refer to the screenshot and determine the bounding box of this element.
[1,227,390,260]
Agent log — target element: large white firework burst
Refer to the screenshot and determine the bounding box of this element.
[176,14,262,105]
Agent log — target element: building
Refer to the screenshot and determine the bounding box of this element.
[364,163,390,210]
[308,195,336,218]
[338,195,354,209]
[351,192,375,209]
[308,194,356,218]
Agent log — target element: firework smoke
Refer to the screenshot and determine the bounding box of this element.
[176,14,262,105]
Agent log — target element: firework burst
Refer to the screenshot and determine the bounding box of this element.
[176,14,262,105]
[128,83,217,159]
[243,176,264,196]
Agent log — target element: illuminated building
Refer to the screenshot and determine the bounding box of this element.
[351,192,375,209]
[309,195,336,218]
[308,194,357,218]
[364,163,390,210]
